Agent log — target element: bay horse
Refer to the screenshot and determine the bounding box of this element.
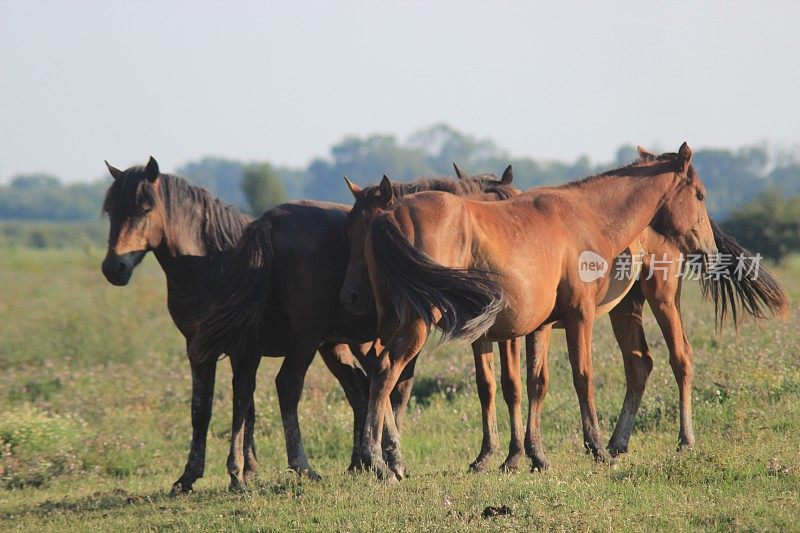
[357,143,726,479]
[471,149,787,470]
[340,165,526,472]
[188,169,519,483]
[101,158,374,492]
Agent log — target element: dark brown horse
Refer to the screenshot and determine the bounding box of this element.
[357,143,726,479]
[189,170,519,484]
[101,158,373,492]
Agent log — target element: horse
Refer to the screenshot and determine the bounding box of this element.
[340,165,528,472]
[357,143,727,479]
[188,169,519,483]
[100,157,373,492]
[470,148,787,469]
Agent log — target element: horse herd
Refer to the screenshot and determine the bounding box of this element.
[99,143,789,491]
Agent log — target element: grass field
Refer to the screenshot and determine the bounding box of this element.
[1,247,799,531]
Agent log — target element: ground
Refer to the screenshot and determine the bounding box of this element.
[1,248,798,531]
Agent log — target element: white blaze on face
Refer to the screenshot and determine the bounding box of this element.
[578,251,608,282]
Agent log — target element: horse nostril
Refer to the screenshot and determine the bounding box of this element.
[348,292,359,306]
[116,262,126,274]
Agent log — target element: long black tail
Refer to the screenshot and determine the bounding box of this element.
[699,219,790,331]
[369,214,505,343]
[189,216,275,363]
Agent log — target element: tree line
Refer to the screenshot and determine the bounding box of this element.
[1,124,799,258]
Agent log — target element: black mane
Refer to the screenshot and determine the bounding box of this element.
[102,166,252,253]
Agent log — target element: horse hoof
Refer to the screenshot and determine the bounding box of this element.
[347,460,366,474]
[500,462,520,473]
[292,466,322,481]
[170,480,193,495]
[390,464,406,480]
[608,443,628,457]
[468,455,494,473]
[676,443,694,453]
[530,456,550,472]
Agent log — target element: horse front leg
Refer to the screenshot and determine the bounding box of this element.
[468,339,499,473]
[524,324,553,471]
[647,282,695,451]
[227,353,260,491]
[499,337,525,472]
[172,354,216,494]
[352,342,412,479]
[563,309,610,463]
[390,353,418,432]
[318,342,369,472]
[607,285,653,456]
[361,319,428,480]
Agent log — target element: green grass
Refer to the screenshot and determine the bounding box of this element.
[1,247,799,531]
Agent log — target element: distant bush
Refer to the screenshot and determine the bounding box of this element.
[724,189,800,262]
[0,221,106,249]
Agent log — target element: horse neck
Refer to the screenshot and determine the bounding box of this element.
[153,193,250,288]
[576,170,675,253]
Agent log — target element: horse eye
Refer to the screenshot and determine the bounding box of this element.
[696,191,705,201]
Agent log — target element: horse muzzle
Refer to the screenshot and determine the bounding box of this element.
[101,251,145,286]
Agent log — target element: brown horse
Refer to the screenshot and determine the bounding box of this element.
[101,158,374,492]
[189,170,519,483]
[340,165,526,472]
[464,150,788,470]
[357,143,725,479]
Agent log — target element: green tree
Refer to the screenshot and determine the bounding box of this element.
[724,188,800,262]
[241,163,286,215]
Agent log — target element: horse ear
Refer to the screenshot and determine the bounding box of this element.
[144,156,160,183]
[105,160,123,180]
[453,162,469,180]
[343,176,363,199]
[637,146,656,160]
[379,175,395,206]
[677,142,692,173]
[501,165,513,185]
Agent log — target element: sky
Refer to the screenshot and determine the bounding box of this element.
[1,1,799,183]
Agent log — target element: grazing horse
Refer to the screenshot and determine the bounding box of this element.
[358,143,725,479]
[189,170,519,483]
[100,158,371,492]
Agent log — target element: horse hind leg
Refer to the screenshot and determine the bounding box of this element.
[607,286,653,456]
[524,324,553,471]
[243,400,258,484]
[227,353,260,491]
[172,356,216,494]
[468,340,500,473]
[275,338,322,480]
[499,337,525,472]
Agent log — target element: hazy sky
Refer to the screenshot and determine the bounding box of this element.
[2,1,799,182]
